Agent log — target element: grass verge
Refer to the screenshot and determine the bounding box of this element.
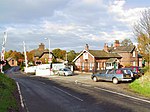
[0,73,19,112]
[129,72,150,97]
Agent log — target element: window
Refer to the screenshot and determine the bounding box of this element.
[82,63,84,70]
[89,63,93,70]
[12,60,14,65]
[133,51,136,57]
[108,70,114,74]
[97,63,100,70]
[133,61,136,66]
[116,70,122,74]
[83,52,88,59]
[106,63,111,67]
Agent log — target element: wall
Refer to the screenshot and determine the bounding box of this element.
[8,59,18,66]
[75,51,95,72]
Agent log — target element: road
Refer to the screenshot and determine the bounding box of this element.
[6,68,150,112]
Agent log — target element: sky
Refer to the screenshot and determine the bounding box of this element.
[0,0,150,52]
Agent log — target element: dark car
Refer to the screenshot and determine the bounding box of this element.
[91,68,132,84]
[131,66,144,76]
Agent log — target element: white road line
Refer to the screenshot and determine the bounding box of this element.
[16,82,30,112]
[94,87,150,104]
[53,86,84,102]
[81,84,92,87]
[39,81,46,85]
[16,82,25,108]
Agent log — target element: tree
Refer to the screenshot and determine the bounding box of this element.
[121,39,133,46]
[52,48,66,61]
[26,51,34,65]
[67,50,77,64]
[134,9,150,70]
[4,50,13,59]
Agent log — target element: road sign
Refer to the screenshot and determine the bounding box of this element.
[35,60,42,65]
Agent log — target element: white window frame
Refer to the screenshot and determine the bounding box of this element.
[89,63,93,70]
[133,51,136,57]
[82,63,84,70]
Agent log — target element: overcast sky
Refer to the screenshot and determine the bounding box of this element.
[0,0,150,52]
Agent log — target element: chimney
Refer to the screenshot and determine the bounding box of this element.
[104,43,108,52]
[38,43,45,51]
[114,40,120,48]
[85,44,89,51]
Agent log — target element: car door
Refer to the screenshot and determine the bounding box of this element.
[59,69,64,75]
[96,73,104,80]
[105,69,115,81]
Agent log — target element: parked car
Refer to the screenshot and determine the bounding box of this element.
[130,66,144,76]
[57,68,73,76]
[91,68,132,84]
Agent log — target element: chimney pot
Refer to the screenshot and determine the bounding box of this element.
[85,44,89,51]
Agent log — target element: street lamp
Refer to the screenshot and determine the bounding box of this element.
[44,38,51,75]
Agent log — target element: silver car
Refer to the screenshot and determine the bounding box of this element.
[57,68,73,76]
[91,68,132,84]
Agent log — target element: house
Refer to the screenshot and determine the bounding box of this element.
[6,57,18,66]
[33,43,53,64]
[73,40,142,73]
[73,44,122,72]
[107,40,140,67]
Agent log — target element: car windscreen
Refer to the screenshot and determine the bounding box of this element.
[64,68,70,71]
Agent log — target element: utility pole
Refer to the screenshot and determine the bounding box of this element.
[45,38,52,75]
[0,32,7,73]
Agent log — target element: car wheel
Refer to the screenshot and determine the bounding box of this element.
[93,77,98,82]
[57,72,60,76]
[112,78,118,84]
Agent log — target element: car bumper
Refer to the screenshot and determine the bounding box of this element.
[119,79,132,81]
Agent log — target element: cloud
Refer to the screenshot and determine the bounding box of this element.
[108,0,148,26]
[0,0,150,52]
[0,0,70,24]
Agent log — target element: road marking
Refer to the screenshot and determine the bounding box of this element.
[94,87,150,104]
[16,82,25,108]
[53,86,84,102]
[16,82,30,112]
[39,81,46,85]
[81,84,92,87]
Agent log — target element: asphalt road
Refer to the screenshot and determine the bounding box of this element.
[6,68,150,112]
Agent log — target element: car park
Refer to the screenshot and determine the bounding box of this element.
[57,68,73,76]
[91,68,132,84]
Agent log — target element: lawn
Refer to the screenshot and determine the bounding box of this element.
[0,73,19,112]
[129,71,150,97]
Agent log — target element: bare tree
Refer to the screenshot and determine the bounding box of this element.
[134,9,150,69]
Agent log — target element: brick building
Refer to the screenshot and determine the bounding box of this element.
[73,44,122,72]
[7,57,18,66]
[107,40,140,67]
[33,43,53,64]
[73,41,142,72]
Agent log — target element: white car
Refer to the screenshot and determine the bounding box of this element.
[57,68,73,76]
